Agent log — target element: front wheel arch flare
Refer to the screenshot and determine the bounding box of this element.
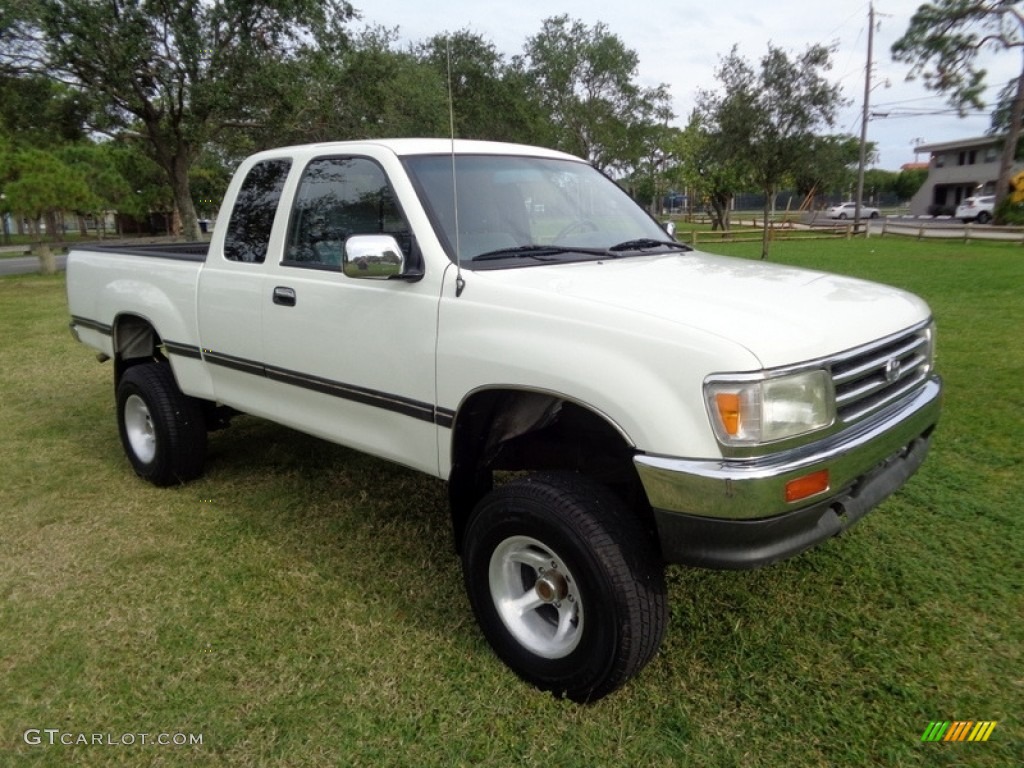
[447,390,641,550]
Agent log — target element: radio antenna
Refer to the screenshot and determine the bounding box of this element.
[447,37,465,297]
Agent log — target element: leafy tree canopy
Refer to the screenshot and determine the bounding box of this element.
[521,15,674,175]
[2,0,355,239]
[698,43,847,257]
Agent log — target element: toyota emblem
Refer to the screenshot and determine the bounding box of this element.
[884,357,902,383]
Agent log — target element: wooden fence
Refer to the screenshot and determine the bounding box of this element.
[872,218,1024,244]
[684,224,854,247]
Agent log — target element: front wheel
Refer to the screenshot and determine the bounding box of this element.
[461,473,667,702]
[116,363,207,486]
[976,211,992,224]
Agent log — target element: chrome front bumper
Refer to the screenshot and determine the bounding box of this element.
[634,376,942,569]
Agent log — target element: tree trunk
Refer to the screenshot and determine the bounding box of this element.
[761,185,774,260]
[709,192,732,232]
[995,66,1024,215]
[33,242,56,275]
[709,202,723,231]
[169,154,200,241]
[29,220,56,275]
[151,141,200,241]
[46,211,60,242]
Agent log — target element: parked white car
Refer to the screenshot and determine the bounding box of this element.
[828,201,880,219]
[955,195,995,224]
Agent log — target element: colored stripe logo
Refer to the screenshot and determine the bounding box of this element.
[921,721,998,742]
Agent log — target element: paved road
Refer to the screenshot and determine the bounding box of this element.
[0,253,68,276]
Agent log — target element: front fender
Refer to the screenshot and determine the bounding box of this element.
[435,269,758,476]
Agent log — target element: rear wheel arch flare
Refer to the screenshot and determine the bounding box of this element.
[112,313,162,384]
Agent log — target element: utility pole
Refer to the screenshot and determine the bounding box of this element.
[855,2,874,232]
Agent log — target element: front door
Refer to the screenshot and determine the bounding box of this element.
[259,155,442,475]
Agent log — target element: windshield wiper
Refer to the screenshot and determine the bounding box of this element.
[606,238,692,254]
[471,244,606,262]
[470,240,689,263]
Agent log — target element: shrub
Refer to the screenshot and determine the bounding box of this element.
[994,196,1024,225]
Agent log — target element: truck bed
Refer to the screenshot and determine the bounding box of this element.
[72,241,209,262]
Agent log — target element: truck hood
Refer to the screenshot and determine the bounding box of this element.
[476,251,931,369]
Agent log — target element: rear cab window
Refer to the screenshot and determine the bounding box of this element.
[223,159,292,263]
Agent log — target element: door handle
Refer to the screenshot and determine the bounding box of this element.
[272,286,296,307]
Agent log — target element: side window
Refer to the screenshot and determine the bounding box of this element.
[285,157,411,269]
[224,159,291,263]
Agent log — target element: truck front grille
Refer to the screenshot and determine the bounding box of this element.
[830,323,934,423]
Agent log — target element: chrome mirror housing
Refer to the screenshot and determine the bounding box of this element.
[343,235,407,279]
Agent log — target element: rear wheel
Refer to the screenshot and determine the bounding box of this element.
[976,211,992,224]
[116,363,206,486]
[461,472,667,702]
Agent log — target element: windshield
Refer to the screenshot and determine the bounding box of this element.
[403,154,675,267]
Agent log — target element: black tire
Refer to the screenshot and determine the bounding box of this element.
[461,472,667,702]
[870,210,880,219]
[976,211,992,224]
[116,363,207,486]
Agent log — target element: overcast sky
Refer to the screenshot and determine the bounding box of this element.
[354,0,1019,170]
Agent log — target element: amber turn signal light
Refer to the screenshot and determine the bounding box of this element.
[785,470,830,503]
[715,392,741,436]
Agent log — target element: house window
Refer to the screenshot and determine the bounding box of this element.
[934,154,945,168]
[984,147,999,163]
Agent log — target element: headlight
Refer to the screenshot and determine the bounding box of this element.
[705,369,835,446]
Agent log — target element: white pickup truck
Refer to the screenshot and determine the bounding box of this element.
[67,139,941,701]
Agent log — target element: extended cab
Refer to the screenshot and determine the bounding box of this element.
[67,139,941,701]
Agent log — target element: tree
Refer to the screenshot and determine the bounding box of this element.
[234,26,449,150]
[697,44,846,258]
[1,147,93,272]
[60,141,137,236]
[3,0,354,241]
[790,135,864,204]
[109,140,175,229]
[521,15,674,175]
[667,112,747,231]
[862,168,899,203]
[416,31,550,144]
[892,0,1024,214]
[893,166,929,202]
[0,73,88,148]
[628,122,680,215]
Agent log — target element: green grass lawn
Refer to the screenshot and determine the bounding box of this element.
[1,236,1021,766]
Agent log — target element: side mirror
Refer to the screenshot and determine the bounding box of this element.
[343,235,420,281]
[664,221,676,238]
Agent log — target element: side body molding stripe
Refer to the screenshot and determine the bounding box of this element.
[70,315,113,335]
[69,313,455,428]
